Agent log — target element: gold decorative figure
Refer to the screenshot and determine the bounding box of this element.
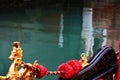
[6,42,22,80]
[19,61,37,80]
[79,53,88,68]
[0,41,37,80]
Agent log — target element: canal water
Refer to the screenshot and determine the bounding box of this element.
[0,4,120,80]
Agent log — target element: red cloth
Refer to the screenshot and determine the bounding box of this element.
[35,64,48,79]
[115,40,120,80]
[119,40,120,50]
[115,52,120,80]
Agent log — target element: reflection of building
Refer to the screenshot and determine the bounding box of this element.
[93,3,120,51]
[81,8,94,58]
[58,13,64,48]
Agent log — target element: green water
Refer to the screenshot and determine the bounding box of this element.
[0,6,119,80]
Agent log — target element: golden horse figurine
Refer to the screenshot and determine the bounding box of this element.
[0,42,22,80]
[0,42,37,80]
[7,42,23,80]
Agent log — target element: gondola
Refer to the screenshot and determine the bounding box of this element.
[58,46,118,80]
[0,42,118,80]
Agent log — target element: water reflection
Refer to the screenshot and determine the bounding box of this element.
[93,4,120,51]
[58,13,64,48]
[0,4,120,80]
[102,29,107,46]
[81,8,94,59]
